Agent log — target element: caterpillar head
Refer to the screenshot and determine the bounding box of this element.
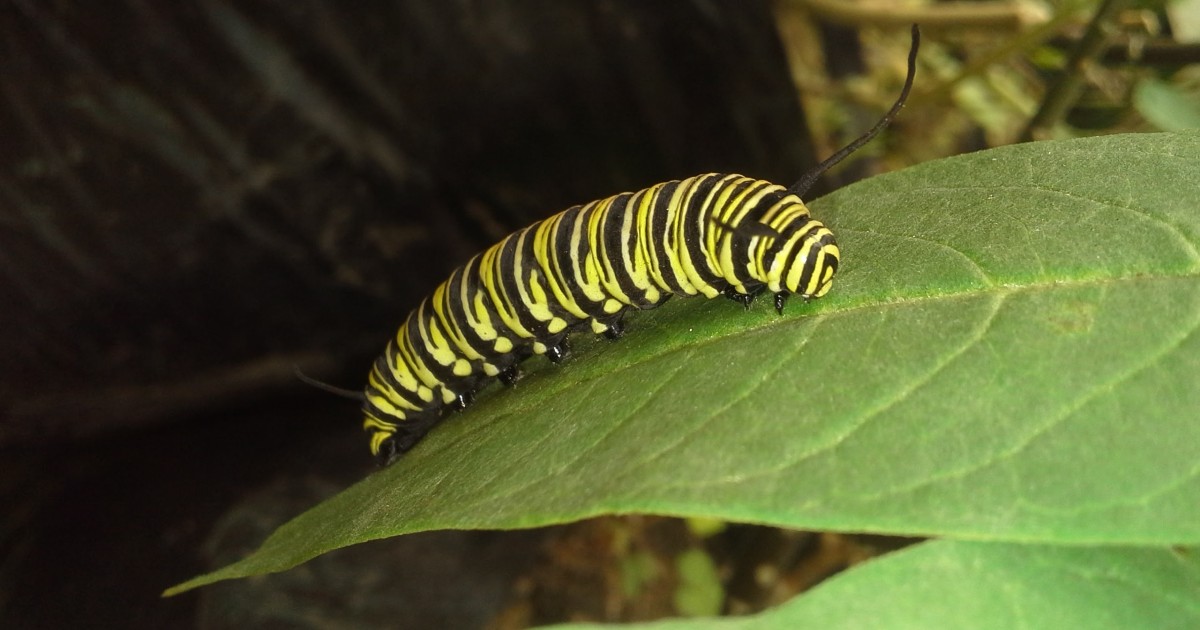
[789,226,839,299]
[761,218,839,299]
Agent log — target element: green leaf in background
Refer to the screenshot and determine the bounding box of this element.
[166,131,1200,598]
[544,542,1200,629]
[672,549,723,618]
[1134,77,1200,132]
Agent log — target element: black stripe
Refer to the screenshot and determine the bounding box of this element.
[681,174,725,288]
[601,191,642,304]
[492,227,539,339]
[728,184,786,286]
[785,221,823,295]
[557,201,607,318]
[647,180,684,293]
[372,339,428,410]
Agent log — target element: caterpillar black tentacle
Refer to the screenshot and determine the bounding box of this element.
[294,365,367,402]
[361,25,920,465]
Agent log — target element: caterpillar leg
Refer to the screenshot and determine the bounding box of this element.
[499,365,522,386]
[603,317,625,340]
[589,308,631,341]
[724,285,763,311]
[544,341,570,363]
[452,389,475,411]
[774,292,788,315]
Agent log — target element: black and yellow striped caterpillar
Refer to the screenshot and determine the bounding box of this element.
[348,26,920,464]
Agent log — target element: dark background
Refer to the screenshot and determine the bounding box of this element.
[0,1,892,627]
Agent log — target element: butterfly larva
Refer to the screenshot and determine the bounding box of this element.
[353,26,919,464]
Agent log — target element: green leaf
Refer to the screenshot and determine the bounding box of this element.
[1134,77,1200,132]
[543,542,1200,629]
[166,131,1200,596]
[673,549,723,618]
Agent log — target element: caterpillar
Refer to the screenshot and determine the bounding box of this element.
[351,26,920,465]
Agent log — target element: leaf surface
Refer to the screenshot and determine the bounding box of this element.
[547,542,1200,629]
[167,131,1200,595]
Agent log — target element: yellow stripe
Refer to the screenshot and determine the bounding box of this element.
[385,330,421,393]
[480,240,533,339]
[814,245,839,296]
[419,301,461,369]
[788,238,817,295]
[363,413,398,432]
[465,283,497,341]
[510,230,561,329]
[432,281,484,363]
[571,207,606,303]
[634,185,667,301]
[677,175,722,298]
[395,327,439,402]
[455,260,490,342]
[715,179,772,288]
[750,197,793,283]
[619,190,660,304]
[365,420,396,456]
[592,197,631,308]
[535,213,589,319]
[656,177,695,294]
[366,371,419,413]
